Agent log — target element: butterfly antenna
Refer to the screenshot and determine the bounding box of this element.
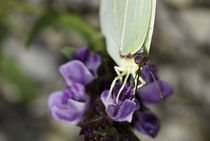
[145,63,163,100]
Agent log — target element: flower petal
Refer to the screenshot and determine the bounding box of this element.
[141,64,159,83]
[50,106,81,125]
[134,110,160,137]
[59,60,94,85]
[113,83,133,102]
[73,47,90,62]
[106,105,119,117]
[101,85,137,122]
[86,53,101,77]
[138,80,173,104]
[101,90,115,108]
[48,91,66,109]
[113,99,136,122]
[65,82,88,102]
[50,98,89,125]
[68,98,89,115]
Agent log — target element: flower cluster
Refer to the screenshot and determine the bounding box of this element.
[100,65,173,137]
[48,47,173,140]
[48,47,101,125]
[101,83,139,122]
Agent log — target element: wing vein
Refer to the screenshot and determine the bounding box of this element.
[120,0,129,51]
[132,0,145,51]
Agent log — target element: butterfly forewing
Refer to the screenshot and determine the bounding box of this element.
[100,0,156,63]
[100,0,121,64]
[129,0,153,55]
[144,0,156,54]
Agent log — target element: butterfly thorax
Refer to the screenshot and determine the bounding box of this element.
[119,48,149,74]
[118,51,135,74]
[134,53,149,68]
[119,58,138,74]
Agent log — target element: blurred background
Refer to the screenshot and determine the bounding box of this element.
[0,0,210,141]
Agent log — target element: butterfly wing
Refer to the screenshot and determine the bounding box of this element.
[100,0,155,61]
[100,0,121,65]
[120,0,153,56]
[143,0,156,54]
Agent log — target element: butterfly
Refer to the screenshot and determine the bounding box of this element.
[100,0,162,103]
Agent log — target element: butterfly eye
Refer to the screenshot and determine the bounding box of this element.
[134,53,150,68]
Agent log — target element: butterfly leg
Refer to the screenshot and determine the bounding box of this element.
[137,76,146,89]
[115,69,131,104]
[114,66,123,82]
[132,75,146,101]
[107,70,127,101]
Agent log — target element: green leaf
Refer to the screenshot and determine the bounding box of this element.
[26,8,105,53]
[0,1,105,52]
[0,54,38,103]
[58,12,105,53]
[61,47,77,59]
[25,9,59,46]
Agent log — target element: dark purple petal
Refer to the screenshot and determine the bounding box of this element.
[100,82,140,122]
[138,80,173,104]
[101,90,138,122]
[106,105,119,117]
[113,99,136,122]
[59,60,94,85]
[113,83,133,102]
[141,64,159,83]
[134,99,140,110]
[134,110,160,137]
[86,53,101,77]
[71,47,101,78]
[73,47,90,62]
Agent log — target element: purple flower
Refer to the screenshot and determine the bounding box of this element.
[139,80,173,104]
[141,64,159,84]
[101,83,139,122]
[73,47,101,77]
[138,65,173,104]
[60,47,101,86]
[48,47,101,125]
[134,109,160,138]
[48,82,90,125]
[59,60,95,86]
